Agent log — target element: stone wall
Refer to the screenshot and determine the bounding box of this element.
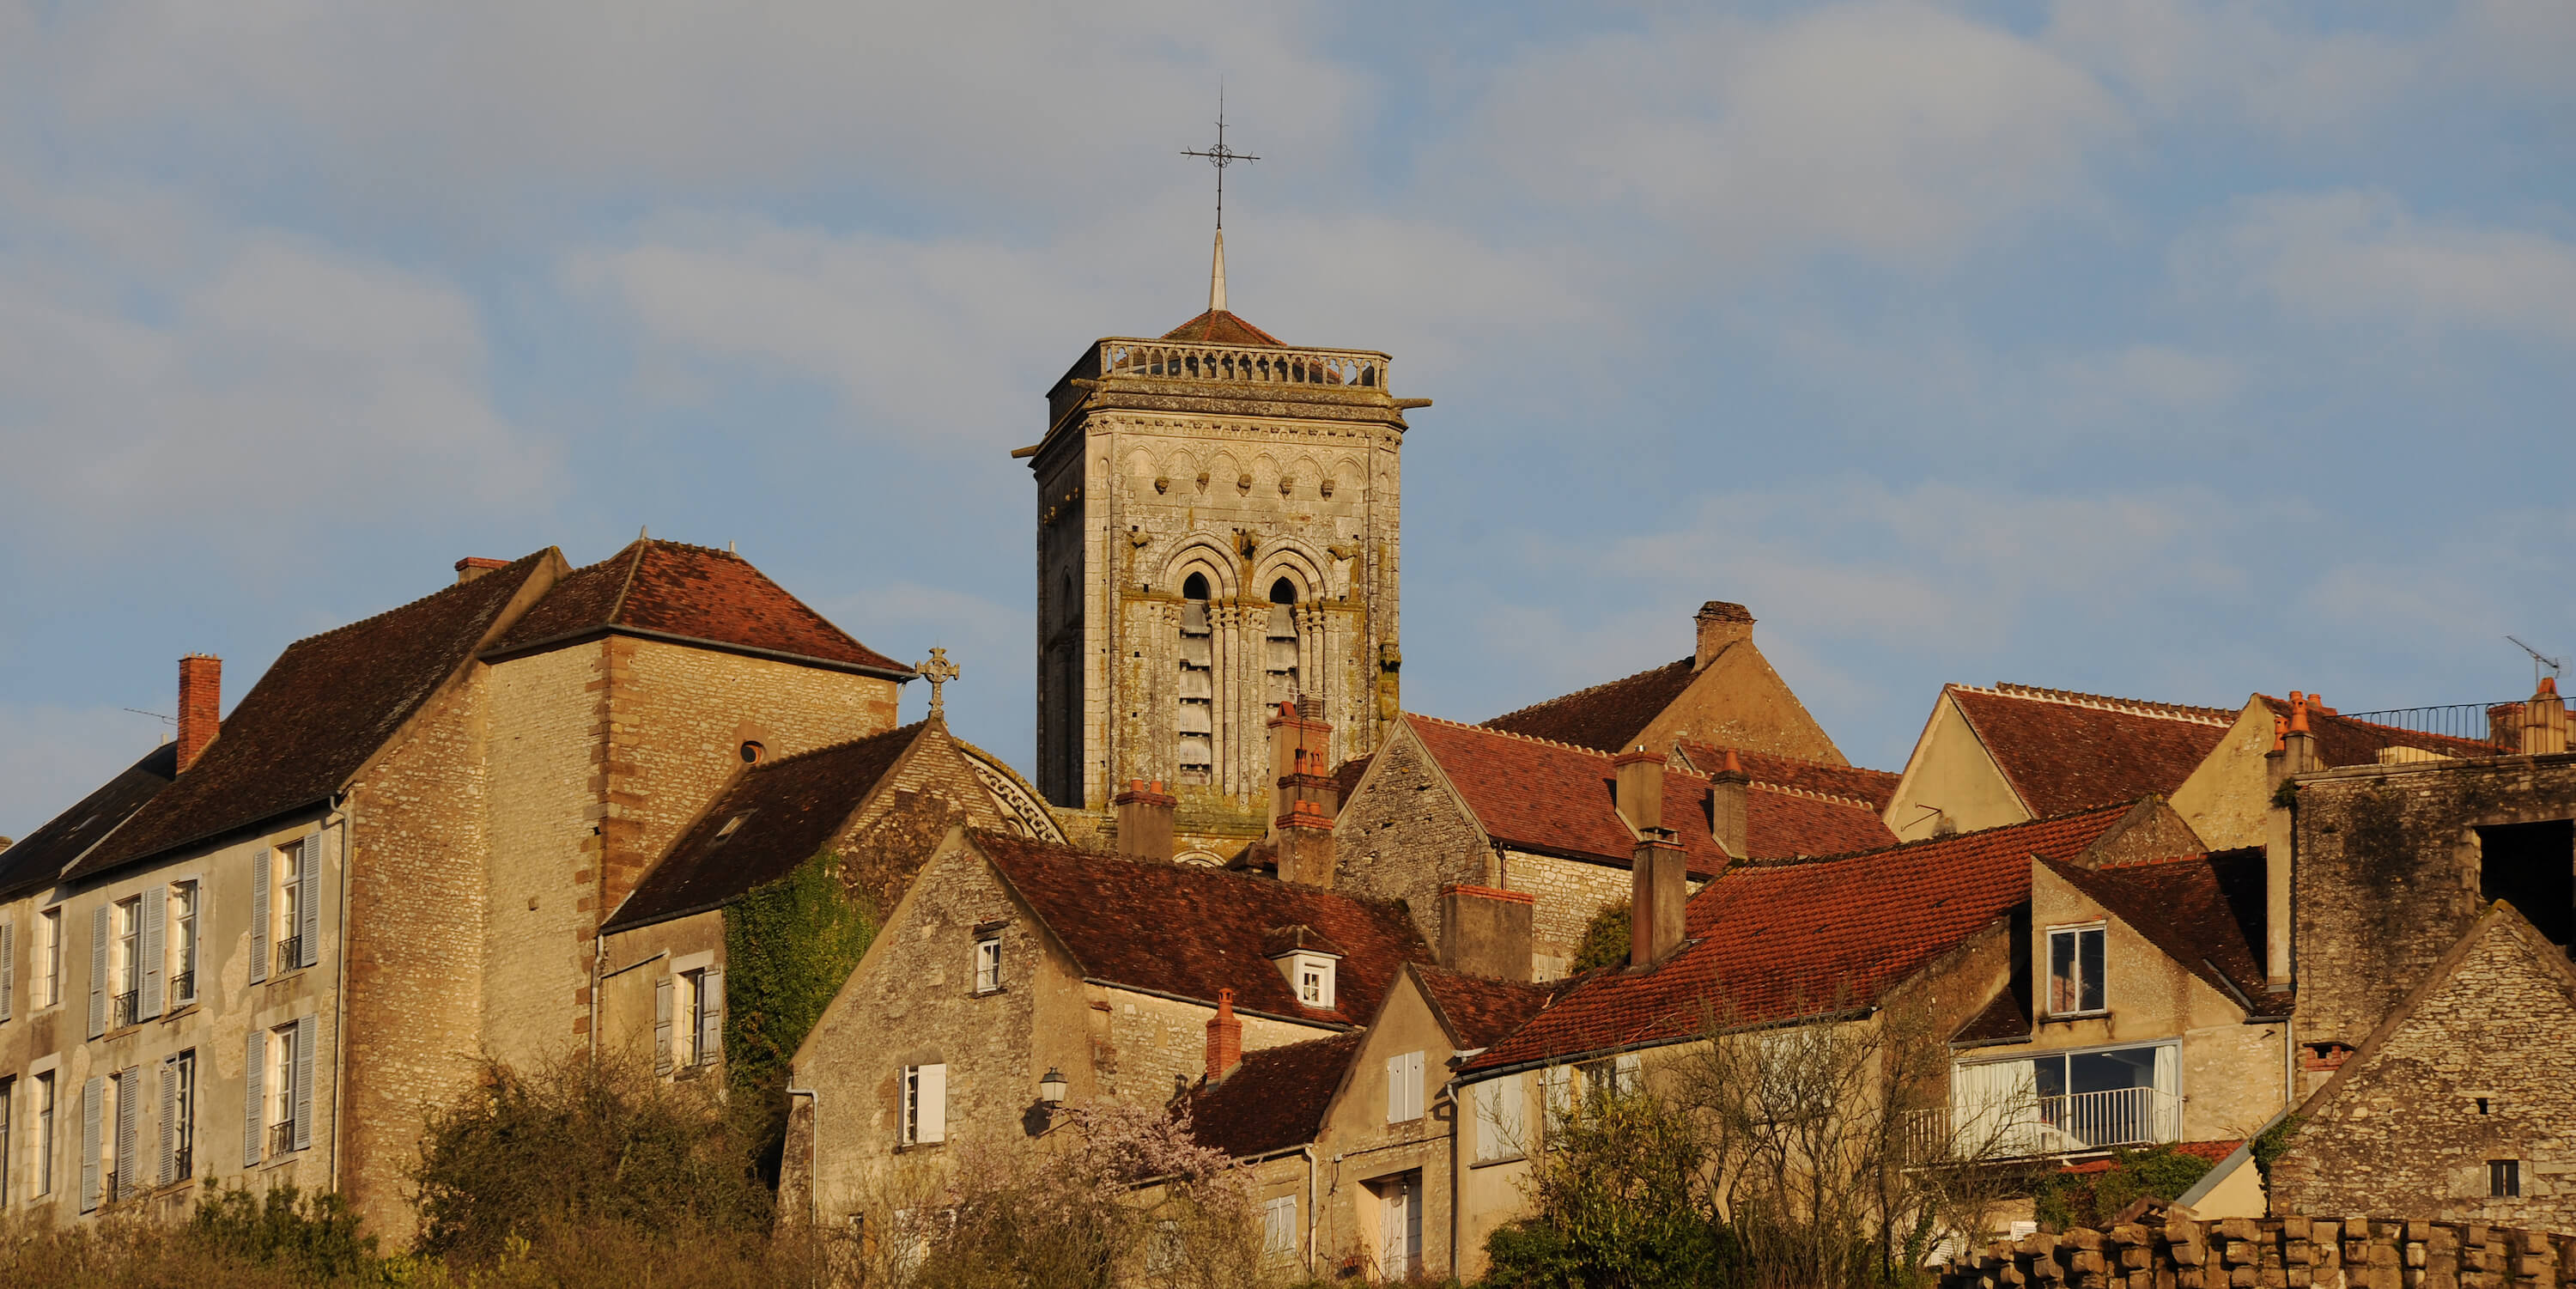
[1936,1213,2576,1289]
[1334,729,1489,954]
[2290,754,2576,1047]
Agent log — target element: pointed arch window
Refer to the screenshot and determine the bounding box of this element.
[1265,577,1302,706]
[1177,572,1215,783]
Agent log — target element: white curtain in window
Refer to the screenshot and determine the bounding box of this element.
[2152,1043,2180,1142]
[1951,1060,2040,1158]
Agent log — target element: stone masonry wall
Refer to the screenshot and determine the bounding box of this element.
[1505,851,1640,979]
[482,644,605,1073]
[1937,1213,2576,1289]
[1334,730,1488,956]
[2292,755,2576,1046]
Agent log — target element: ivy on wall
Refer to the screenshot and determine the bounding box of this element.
[722,847,878,1157]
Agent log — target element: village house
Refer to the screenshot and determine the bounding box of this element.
[0,538,914,1235]
[1481,601,1848,765]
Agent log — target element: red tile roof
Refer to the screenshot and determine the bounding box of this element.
[1160,309,1286,347]
[490,538,909,678]
[603,723,927,933]
[975,830,1434,1027]
[1463,805,2142,1073]
[1947,684,2235,818]
[1678,743,1903,812]
[1188,1032,1364,1158]
[2044,848,2287,1015]
[1413,965,1565,1050]
[2254,695,2500,766]
[1479,657,1698,754]
[0,743,178,898]
[2059,1140,2243,1175]
[1747,786,1899,860]
[72,553,556,877]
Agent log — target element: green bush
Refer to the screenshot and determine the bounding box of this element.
[1570,901,1630,975]
[724,846,878,1172]
[2034,1145,2213,1229]
[191,1183,380,1280]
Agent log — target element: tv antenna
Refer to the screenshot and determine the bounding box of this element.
[2507,635,2565,688]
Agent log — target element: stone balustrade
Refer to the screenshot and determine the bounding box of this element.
[1099,338,1388,392]
[1937,1211,2576,1289]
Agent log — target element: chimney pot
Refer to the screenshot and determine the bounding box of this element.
[1693,600,1754,672]
[1205,987,1243,1080]
[176,654,222,771]
[1630,830,1686,969]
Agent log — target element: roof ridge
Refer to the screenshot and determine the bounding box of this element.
[602,538,650,626]
[1735,798,2137,868]
[1680,739,1891,775]
[1479,656,1692,729]
[744,720,927,773]
[2086,849,2216,871]
[285,550,544,648]
[1411,711,1622,759]
[1747,781,1878,811]
[1960,681,2236,727]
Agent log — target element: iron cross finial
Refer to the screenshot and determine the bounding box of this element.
[1180,88,1259,231]
[917,647,961,721]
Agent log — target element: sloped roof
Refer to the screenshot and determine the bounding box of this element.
[2045,848,2288,1015]
[1479,657,1697,754]
[1947,684,2235,818]
[976,830,1433,1027]
[1160,309,1286,347]
[603,723,925,933]
[1747,787,1899,860]
[0,743,179,898]
[490,538,910,678]
[1679,743,1903,812]
[1951,983,2033,1048]
[2254,695,2499,767]
[1463,804,2142,1073]
[1415,964,1564,1050]
[1406,716,1731,876]
[73,553,556,878]
[1188,1032,1364,1158]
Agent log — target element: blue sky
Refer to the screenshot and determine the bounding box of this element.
[4,1,2573,840]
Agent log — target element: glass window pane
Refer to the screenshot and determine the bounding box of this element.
[2080,928,2105,1012]
[2050,932,2078,1012]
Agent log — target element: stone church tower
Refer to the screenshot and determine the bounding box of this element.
[1025,234,1424,848]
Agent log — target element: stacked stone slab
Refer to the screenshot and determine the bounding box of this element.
[1937,1213,2576,1289]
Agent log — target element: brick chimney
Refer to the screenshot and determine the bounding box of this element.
[1112,780,1177,861]
[176,654,222,771]
[1266,698,1339,834]
[1438,885,1534,982]
[1205,987,1242,1081]
[1276,798,1338,889]
[1707,748,1749,860]
[454,556,509,584]
[1613,747,1665,834]
[1694,601,1754,672]
[1631,830,1686,968]
[2520,678,2567,756]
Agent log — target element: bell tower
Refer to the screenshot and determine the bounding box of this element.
[1023,232,1424,851]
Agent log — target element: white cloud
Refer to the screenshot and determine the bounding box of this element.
[2046,0,2421,138]
[2186,190,2576,346]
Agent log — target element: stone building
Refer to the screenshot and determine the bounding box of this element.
[1025,251,1424,851]
[1481,601,1847,763]
[0,538,912,1235]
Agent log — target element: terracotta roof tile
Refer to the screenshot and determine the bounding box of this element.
[1464,805,2141,1073]
[1188,1032,1364,1158]
[2255,695,2500,767]
[976,830,1433,1026]
[0,743,178,898]
[1951,983,2033,1048]
[2044,848,2287,1014]
[72,553,555,877]
[1947,684,2233,818]
[492,539,909,677]
[1413,965,1565,1050]
[1160,309,1287,347]
[1678,743,1903,812]
[1479,657,1697,753]
[1746,786,1899,860]
[2059,1140,2243,1175]
[603,724,927,933]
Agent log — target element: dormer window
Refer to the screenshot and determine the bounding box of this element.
[1264,923,1345,1010]
[1293,954,1335,1008]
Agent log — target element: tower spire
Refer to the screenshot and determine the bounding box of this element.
[1209,229,1227,313]
[1181,91,1256,318]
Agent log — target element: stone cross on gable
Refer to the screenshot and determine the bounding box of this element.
[917,648,961,721]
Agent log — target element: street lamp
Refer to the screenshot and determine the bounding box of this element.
[1038,1067,1068,1106]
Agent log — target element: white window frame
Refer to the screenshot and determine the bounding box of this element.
[270,1025,299,1137]
[901,1063,947,1146]
[37,907,63,1009]
[1472,1073,1528,1164]
[36,1070,57,1195]
[276,842,305,970]
[972,934,1002,994]
[1290,952,1336,1008]
[2046,922,2108,1017]
[170,879,202,1006]
[1261,1194,1297,1262]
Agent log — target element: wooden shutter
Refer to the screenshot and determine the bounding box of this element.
[88,905,110,1038]
[158,1061,178,1186]
[244,1028,266,1167]
[1385,1055,1404,1123]
[294,1014,316,1152]
[916,1064,946,1144]
[250,847,271,985]
[653,976,674,1075]
[80,1074,103,1213]
[298,827,323,969]
[0,921,13,1022]
[115,1067,138,1201]
[698,969,724,1065]
[139,886,166,1020]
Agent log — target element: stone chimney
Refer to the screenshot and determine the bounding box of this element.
[1707,748,1749,860]
[2519,678,2567,756]
[454,556,509,584]
[1694,601,1754,672]
[1276,798,1338,889]
[1205,987,1242,1081]
[1613,747,1665,834]
[177,654,222,771]
[1266,698,1339,834]
[1438,885,1535,982]
[1112,780,1176,861]
[1631,830,1686,968]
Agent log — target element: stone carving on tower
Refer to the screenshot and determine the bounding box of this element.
[1024,225,1425,848]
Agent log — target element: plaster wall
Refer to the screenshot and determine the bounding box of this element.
[1314,976,1455,1279]
[1635,640,1847,765]
[2168,700,2279,853]
[1887,697,2031,842]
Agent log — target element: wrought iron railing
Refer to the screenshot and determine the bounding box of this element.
[173,1146,192,1182]
[173,970,196,1004]
[270,1121,297,1158]
[276,937,303,974]
[112,990,138,1029]
[2335,702,2524,750]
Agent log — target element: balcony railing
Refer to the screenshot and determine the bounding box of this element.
[173,1146,193,1183]
[270,1121,297,1158]
[173,970,196,1004]
[1924,1086,2180,1161]
[276,937,303,974]
[112,989,139,1029]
